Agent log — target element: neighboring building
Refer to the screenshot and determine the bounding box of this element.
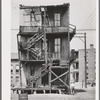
[70,50,79,83]
[79,44,96,83]
[71,44,96,84]
[17,3,76,93]
[11,53,20,87]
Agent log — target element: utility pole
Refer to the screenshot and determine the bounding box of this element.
[84,33,87,88]
[68,29,70,94]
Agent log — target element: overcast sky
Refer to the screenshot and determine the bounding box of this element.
[11,0,96,53]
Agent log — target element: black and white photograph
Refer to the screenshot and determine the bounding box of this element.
[3,0,98,100]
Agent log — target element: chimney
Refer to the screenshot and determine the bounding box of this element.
[90,44,94,49]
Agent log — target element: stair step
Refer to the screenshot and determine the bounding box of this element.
[21,31,44,50]
[27,34,44,49]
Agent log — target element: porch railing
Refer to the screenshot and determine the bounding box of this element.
[19,24,76,34]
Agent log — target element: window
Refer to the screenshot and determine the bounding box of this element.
[16,76,19,82]
[11,79,13,83]
[16,66,19,74]
[16,69,19,74]
[54,13,60,26]
[16,66,19,70]
[11,69,13,74]
[11,76,13,82]
[76,73,79,82]
[54,38,61,58]
[11,65,13,70]
[76,62,79,69]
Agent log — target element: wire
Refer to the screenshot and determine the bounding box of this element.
[79,8,96,29]
[87,20,96,29]
[81,14,96,29]
[76,29,96,31]
[83,15,96,29]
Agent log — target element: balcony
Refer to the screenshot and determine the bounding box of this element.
[19,24,76,34]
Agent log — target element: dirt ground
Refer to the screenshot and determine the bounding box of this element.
[11,86,96,100]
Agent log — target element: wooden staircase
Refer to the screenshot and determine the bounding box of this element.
[20,28,44,60]
[29,48,41,60]
[28,63,50,88]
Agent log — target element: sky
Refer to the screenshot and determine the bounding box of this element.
[11,0,96,53]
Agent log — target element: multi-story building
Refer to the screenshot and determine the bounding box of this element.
[79,44,96,84]
[71,44,96,84]
[11,53,20,87]
[16,3,76,94]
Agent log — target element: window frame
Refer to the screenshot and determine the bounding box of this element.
[54,13,61,26]
[54,38,61,58]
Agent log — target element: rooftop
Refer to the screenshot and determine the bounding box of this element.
[20,3,69,9]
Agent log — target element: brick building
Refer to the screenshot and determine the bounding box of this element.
[71,44,96,84]
[11,53,20,87]
[79,44,96,83]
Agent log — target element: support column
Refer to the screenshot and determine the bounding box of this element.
[68,31,70,94]
[49,66,51,93]
[17,35,22,87]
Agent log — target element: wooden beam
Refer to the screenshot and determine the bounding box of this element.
[51,70,69,88]
[51,66,69,69]
[51,70,69,82]
[17,34,22,87]
[49,66,51,93]
[11,87,60,91]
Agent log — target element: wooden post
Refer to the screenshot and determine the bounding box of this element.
[17,35,22,87]
[27,50,29,60]
[44,7,47,64]
[49,66,51,93]
[43,7,52,91]
[68,30,70,94]
[84,33,87,88]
